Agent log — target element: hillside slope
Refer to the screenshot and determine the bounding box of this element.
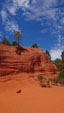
[0,44,58,76]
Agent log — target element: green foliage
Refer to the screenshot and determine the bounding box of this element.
[32,43,38,48]
[1,37,10,45]
[12,41,18,46]
[53,56,64,85]
[14,32,22,45]
[53,76,64,85]
[61,51,64,62]
[45,50,51,60]
[38,75,51,88]
[54,58,62,64]
[38,75,43,82]
[53,58,62,71]
[53,51,64,85]
[59,70,64,78]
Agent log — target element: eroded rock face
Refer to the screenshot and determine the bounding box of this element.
[0,44,58,76]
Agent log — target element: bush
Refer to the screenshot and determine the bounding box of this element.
[12,41,18,46]
[38,75,51,88]
[40,79,51,88]
[53,59,62,71]
[45,50,51,60]
[1,37,10,45]
[38,75,43,82]
[61,51,64,62]
[59,70,64,78]
[32,43,38,48]
[52,75,64,86]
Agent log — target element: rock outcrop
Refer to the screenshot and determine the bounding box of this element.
[0,44,58,76]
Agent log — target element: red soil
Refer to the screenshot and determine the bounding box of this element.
[0,73,64,113]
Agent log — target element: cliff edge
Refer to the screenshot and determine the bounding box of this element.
[0,44,58,77]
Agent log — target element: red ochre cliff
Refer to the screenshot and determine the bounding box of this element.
[0,44,58,77]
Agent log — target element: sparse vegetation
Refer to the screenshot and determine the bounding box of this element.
[53,58,62,71]
[12,41,18,46]
[38,75,51,88]
[61,51,64,62]
[45,50,51,60]
[1,37,10,45]
[51,76,64,86]
[59,70,64,78]
[14,32,22,45]
[52,51,64,86]
[47,79,51,88]
[32,43,38,48]
[40,79,51,88]
[38,75,43,82]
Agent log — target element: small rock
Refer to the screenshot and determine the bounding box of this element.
[16,89,22,94]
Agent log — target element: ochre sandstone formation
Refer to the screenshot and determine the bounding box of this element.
[0,44,58,76]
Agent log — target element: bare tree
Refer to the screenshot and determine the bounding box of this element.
[14,32,22,45]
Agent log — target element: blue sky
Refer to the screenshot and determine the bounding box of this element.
[0,0,64,60]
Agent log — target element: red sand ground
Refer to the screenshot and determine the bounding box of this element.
[0,73,64,113]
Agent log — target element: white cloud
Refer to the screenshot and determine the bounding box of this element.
[7,5,17,16]
[0,0,64,46]
[0,1,20,33]
[6,0,29,15]
[5,20,20,32]
[0,10,7,22]
[3,0,58,21]
[13,0,29,8]
[50,48,63,60]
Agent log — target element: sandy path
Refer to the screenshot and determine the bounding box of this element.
[0,78,64,113]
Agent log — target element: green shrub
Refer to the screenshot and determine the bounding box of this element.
[32,43,38,48]
[38,75,51,88]
[61,51,64,62]
[40,79,51,88]
[38,75,43,82]
[52,76,64,86]
[12,41,18,46]
[1,37,10,45]
[59,70,64,78]
[53,59,62,71]
[45,50,51,60]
